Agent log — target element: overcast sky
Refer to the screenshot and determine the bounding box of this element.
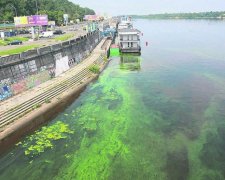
[71,0,225,16]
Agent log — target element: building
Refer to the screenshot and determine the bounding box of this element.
[118,28,141,53]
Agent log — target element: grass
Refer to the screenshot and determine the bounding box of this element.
[6,36,29,42]
[103,56,108,62]
[54,33,75,41]
[89,64,100,74]
[32,103,41,110]
[0,45,40,56]
[0,40,7,46]
[45,98,51,104]
[0,37,29,46]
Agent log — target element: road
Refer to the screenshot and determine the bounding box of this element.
[0,23,88,52]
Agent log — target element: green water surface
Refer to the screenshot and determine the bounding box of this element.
[1,19,225,180]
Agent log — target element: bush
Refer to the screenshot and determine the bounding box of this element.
[103,56,108,62]
[89,64,100,74]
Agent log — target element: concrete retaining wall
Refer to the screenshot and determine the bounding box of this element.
[0,31,101,101]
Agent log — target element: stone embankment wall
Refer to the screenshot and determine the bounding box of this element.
[0,31,101,101]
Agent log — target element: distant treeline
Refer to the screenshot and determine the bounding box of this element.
[0,0,95,25]
[132,11,225,19]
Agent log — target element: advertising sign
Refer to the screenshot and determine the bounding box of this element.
[84,15,99,21]
[14,16,28,27]
[14,15,48,27]
[35,15,48,25]
[63,14,69,25]
[28,15,48,26]
[27,16,35,25]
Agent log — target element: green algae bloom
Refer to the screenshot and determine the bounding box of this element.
[18,121,74,156]
[1,20,225,180]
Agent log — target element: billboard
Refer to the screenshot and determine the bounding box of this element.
[14,16,28,27]
[63,14,69,25]
[84,15,100,21]
[28,15,48,26]
[14,15,48,27]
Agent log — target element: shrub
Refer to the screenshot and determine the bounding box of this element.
[89,64,100,74]
[103,56,108,62]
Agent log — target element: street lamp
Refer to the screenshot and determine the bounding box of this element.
[35,0,38,15]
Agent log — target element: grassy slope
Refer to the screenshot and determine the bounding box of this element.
[0,45,40,56]
[54,33,75,41]
[0,37,29,46]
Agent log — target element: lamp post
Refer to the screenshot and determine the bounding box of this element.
[35,0,38,15]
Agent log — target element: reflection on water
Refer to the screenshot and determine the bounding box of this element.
[1,19,225,180]
[120,55,141,71]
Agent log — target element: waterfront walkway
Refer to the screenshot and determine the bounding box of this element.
[0,38,111,132]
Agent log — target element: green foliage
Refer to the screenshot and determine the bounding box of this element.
[89,64,100,74]
[54,33,75,41]
[0,37,28,46]
[0,0,95,24]
[133,11,225,19]
[18,121,74,156]
[0,40,7,46]
[32,103,41,110]
[103,56,108,62]
[0,44,40,56]
[5,36,29,42]
[45,98,51,104]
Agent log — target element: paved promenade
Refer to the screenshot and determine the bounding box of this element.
[0,38,111,132]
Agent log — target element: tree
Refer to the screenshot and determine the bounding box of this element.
[0,0,95,23]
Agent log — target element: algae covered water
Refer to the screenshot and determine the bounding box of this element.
[1,19,225,180]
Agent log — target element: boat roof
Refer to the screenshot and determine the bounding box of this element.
[118,28,141,34]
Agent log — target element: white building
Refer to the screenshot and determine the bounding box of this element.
[118,28,141,53]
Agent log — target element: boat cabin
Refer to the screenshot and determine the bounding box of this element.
[118,28,141,53]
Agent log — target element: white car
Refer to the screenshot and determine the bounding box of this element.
[39,31,53,38]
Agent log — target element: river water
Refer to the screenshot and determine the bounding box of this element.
[1,19,225,180]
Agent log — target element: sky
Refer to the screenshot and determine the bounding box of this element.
[71,0,225,16]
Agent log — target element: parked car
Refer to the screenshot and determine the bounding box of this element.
[4,31,16,37]
[18,30,30,34]
[8,40,22,45]
[53,30,64,35]
[39,31,53,38]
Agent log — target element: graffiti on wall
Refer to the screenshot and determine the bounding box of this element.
[11,80,27,95]
[11,70,51,95]
[0,70,51,101]
[68,58,77,67]
[0,79,13,101]
[26,70,51,89]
